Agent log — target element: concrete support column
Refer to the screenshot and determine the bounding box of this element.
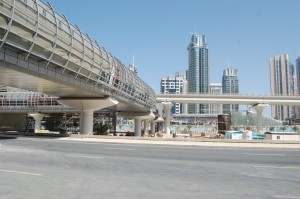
[253,104,267,134]
[144,120,150,135]
[120,111,155,137]
[151,121,156,134]
[134,118,142,137]
[133,111,155,137]
[80,110,94,135]
[58,98,118,135]
[29,113,48,133]
[112,111,117,133]
[162,102,173,134]
[154,116,164,133]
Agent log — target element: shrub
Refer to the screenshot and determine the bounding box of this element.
[93,123,111,135]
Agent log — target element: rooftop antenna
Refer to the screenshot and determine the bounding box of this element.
[132,55,135,66]
[189,26,198,36]
[129,55,137,74]
[227,57,230,68]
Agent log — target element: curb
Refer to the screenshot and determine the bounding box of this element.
[58,135,300,149]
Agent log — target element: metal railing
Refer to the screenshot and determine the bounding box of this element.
[0,91,74,112]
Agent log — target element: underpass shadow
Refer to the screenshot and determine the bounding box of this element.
[0,132,71,140]
[0,134,17,139]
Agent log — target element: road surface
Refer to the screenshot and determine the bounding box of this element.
[0,136,299,199]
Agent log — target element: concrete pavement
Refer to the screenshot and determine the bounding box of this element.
[2,136,300,199]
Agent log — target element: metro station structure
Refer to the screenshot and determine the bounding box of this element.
[1,0,300,136]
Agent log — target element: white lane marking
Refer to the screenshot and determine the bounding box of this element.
[105,147,135,151]
[64,154,103,159]
[2,141,29,144]
[244,153,285,156]
[0,169,42,176]
[274,195,300,198]
[254,165,300,170]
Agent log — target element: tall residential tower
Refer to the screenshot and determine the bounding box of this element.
[187,33,209,114]
[296,56,300,96]
[269,54,293,121]
[160,72,188,114]
[222,68,239,114]
[209,83,223,114]
[295,56,300,116]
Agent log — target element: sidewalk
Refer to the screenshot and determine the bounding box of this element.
[58,135,300,149]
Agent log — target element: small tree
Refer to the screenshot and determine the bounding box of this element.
[187,124,193,137]
[181,127,189,134]
[246,126,251,130]
[175,125,180,133]
[280,126,286,132]
[292,126,299,133]
[94,123,111,135]
[233,126,239,131]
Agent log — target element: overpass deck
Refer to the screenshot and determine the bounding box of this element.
[156,94,300,106]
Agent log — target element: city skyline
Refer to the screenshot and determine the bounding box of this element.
[47,0,299,96]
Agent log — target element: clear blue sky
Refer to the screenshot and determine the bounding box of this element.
[48,0,300,96]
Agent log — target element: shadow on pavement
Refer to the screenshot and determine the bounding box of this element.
[0,132,71,139]
[0,134,17,139]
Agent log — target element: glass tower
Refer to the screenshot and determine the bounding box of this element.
[296,56,300,96]
[295,56,300,116]
[187,34,210,114]
[209,83,223,114]
[222,68,239,114]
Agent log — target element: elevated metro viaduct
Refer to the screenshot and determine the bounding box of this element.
[1,1,299,136]
[157,94,300,134]
[0,0,156,135]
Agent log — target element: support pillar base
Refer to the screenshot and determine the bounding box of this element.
[29,113,48,133]
[162,102,173,134]
[58,97,118,135]
[253,104,267,134]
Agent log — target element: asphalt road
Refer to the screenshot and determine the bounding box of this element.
[0,136,300,199]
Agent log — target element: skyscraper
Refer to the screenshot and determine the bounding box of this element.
[269,54,293,121]
[128,56,137,74]
[209,83,223,114]
[187,33,209,114]
[160,72,188,114]
[295,56,300,116]
[222,68,239,114]
[289,62,297,117]
[296,56,300,95]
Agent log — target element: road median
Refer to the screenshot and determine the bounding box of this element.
[58,134,300,148]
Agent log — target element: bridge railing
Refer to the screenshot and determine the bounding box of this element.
[0,91,74,112]
[0,0,156,110]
